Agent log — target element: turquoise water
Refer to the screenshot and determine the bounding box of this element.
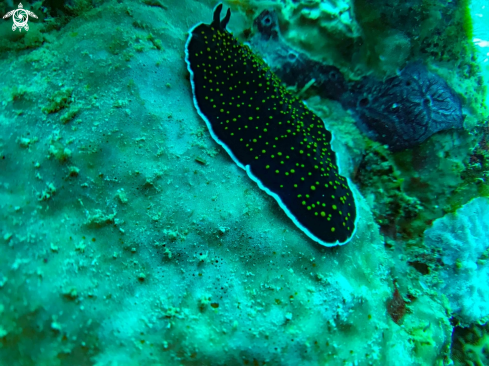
[471,0,489,103]
[0,0,488,365]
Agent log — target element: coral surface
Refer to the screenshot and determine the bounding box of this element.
[424,197,489,325]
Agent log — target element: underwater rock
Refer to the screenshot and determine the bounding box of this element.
[279,0,362,61]
[424,197,489,325]
[343,63,464,151]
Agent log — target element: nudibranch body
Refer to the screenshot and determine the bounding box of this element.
[185,4,358,246]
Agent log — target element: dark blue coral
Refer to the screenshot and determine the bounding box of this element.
[343,63,464,151]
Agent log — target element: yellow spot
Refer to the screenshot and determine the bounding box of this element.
[331,227,335,232]
[321,212,326,217]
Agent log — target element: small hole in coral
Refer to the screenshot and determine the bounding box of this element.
[287,52,297,62]
[262,15,272,26]
[359,98,369,108]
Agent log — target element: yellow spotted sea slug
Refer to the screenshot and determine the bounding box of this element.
[185,3,358,246]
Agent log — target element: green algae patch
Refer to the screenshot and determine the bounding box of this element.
[42,88,74,114]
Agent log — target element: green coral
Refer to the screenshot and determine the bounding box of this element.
[353,143,421,240]
[452,324,489,365]
[353,0,487,119]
